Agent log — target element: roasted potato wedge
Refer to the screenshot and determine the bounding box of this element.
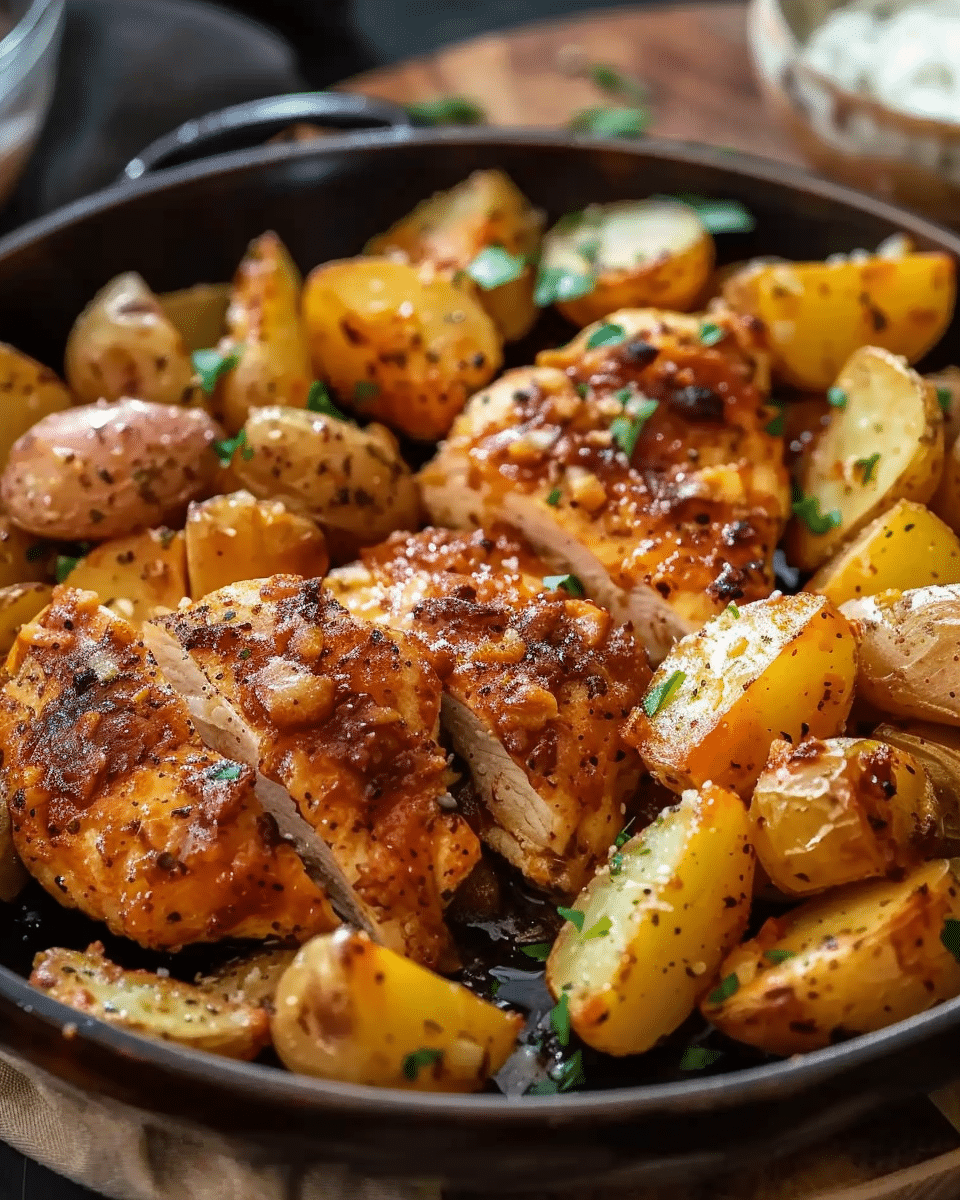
[185,490,328,599]
[875,720,960,850]
[0,581,53,655]
[367,169,543,342]
[787,347,943,572]
[0,343,72,471]
[271,930,522,1090]
[158,282,231,353]
[702,859,960,1055]
[303,257,502,440]
[1,399,222,541]
[627,594,857,797]
[229,405,419,557]
[31,943,271,1059]
[214,232,313,433]
[539,199,714,327]
[196,947,297,1009]
[722,252,955,391]
[546,783,753,1056]
[806,500,960,606]
[750,737,936,895]
[61,528,188,622]
[65,272,195,406]
[843,585,960,725]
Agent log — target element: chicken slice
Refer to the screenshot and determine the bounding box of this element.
[146,575,480,969]
[419,308,789,661]
[0,587,336,949]
[327,528,651,894]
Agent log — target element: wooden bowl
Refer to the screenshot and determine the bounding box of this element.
[748,0,960,222]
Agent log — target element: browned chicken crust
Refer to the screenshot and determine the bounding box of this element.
[419,309,790,661]
[153,575,480,968]
[327,529,651,894]
[0,588,336,949]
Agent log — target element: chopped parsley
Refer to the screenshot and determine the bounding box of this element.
[192,345,242,395]
[546,487,562,506]
[792,491,842,535]
[855,452,880,484]
[557,905,585,932]
[614,818,636,849]
[520,943,551,961]
[575,381,591,398]
[406,96,485,126]
[609,851,624,876]
[213,429,254,467]
[765,402,785,436]
[707,973,740,1005]
[642,669,686,717]
[588,62,648,106]
[55,554,80,583]
[610,396,658,459]
[673,195,755,234]
[534,266,594,308]
[401,1047,444,1080]
[528,1050,585,1094]
[467,246,526,289]
[157,527,178,549]
[938,386,952,414]
[307,380,347,420]
[582,916,612,941]
[353,380,380,405]
[586,322,627,350]
[25,543,47,562]
[550,992,571,1046]
[568,106,650,138]
[679,1046,723,1070]
[826,386,848,409]
[941,917,960,963]
[727,602,741,618]
[763,948,797,964]
[210,762,243,782]
[239,648,252,660]
[543,573,585,597]
[698,322,724,346]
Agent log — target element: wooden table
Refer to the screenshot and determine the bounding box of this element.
[345,1,803,164]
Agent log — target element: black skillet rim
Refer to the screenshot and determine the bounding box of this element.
[3,125,960,1122]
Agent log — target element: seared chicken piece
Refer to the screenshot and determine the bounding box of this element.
[146,576,480,968]
[0,588,336,949]
[327,528,651,894]
[420,308,790,661]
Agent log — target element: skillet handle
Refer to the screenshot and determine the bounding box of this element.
[122,91,413,179]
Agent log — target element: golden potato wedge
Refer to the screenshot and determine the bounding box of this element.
[538,199,714,327]
[0,514,53,587]
[721,252,955,391]
[213,232,313,433]
[62,528,188,623]
[0,798,27,902]
[0,582,52,656]
[875,720,960,850]
[702,859,960,1055]
[185,490,328,599]
[196,947,297,1009]
[303,257,502,440]
[546,783,753,1056]
[157,282,231,353]
[65,272,195,406]
[230,405,420,557]
[271,930,522,1090]
[806,500,960,606]
[750,737,936,895]
[787,347,943,572]
[0,343,72,471]
[843,585,960,725]
[367,169,543,342]
[626,593,857,798]
[31,943,271,1060]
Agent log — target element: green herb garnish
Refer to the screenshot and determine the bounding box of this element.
[699,322,724,346]
[679,1046,723,1070]
[727,602,741,618]
[938,386,952,414]
[239,648,252,660]
[543,573,586,597]
[210,762,243,782]
[192,346,242,395]
[546,487,562,506]
[675,195,755,234]
[534,266,595,308]
[826,386,848,409]
[582,916,612,941]
[557,905,585,932]
[614,818,636,849]
[467,246,526,290]
[586,322,627,350]
[707,973,740,1005]
[25,543,47,562]
[855,452,880,484]
[765,402,785,436]
[792,491,842,535]
[609,851,624,876]
[610,396,658,459]
[941,918,960,963]
[521,942,552,961]
[763,948,797,964]
[568,106,649,138]
[642,669,686,717]
[575,381,590,398]
[213,428,254,467]
[406,96,485,126]
[401,1047,444,1080]
[353,380,380,404]
[55,555,80,583]
[307,380,347,420]
[550,993,571,1047]
[588,62,648,105]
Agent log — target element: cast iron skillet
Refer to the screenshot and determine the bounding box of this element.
[0,125,959,1193]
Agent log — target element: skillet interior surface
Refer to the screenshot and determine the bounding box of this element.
[0,129,959,1191]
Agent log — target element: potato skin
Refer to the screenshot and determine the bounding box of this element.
[157,282,231,353]
[806,500,960,606]
[65,272,195,406]
[750,736,935,895]
[546,783,753,1056]
[627,594,858,797]
[62,528,188,623]
[1,400,222,540]
[271,930,522,1090]
[230,406,420,555]
[0,343,72,472]
[722,252,956,391]
[185,490,329,599]
[876,720,960,851]
[303,257,502,440]
[702,859,960,1056]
